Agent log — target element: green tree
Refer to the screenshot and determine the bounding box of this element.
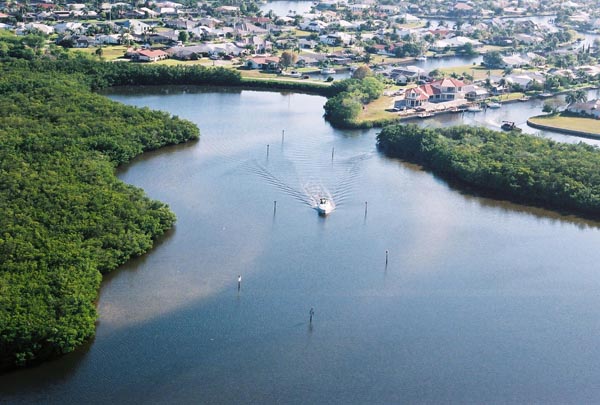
[352,65,372,79]
[565,89,587,105]
[483,51,504,68]
[178,30,188,43]
[280,51,297,70]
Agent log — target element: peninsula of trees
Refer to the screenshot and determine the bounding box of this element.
[377,124,600,218]
[0,56,199,370]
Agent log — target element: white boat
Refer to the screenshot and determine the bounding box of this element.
[487,102,501,108]
[415,56,427,61]
[320,68,336,75]
[316,198,333,215]
[467,105,483,112]
[288,70,302,78]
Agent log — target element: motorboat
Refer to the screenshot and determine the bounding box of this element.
[487,102,501,108]
[467,105,483,112]
[415,55,427,61]
[501,121,521,131]
[316,198,333,215]
[518,95,531,102]
[288,70,302,78]
[418,112,433,118]
[320,68,336,75]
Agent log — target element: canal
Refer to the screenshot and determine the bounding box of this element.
[2,87,600,403]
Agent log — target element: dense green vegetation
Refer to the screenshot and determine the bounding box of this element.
[377,124,600,217]
[0,33,348,370]
[0,64,199,369]
[239,77,335,97]
[323,77,385,128]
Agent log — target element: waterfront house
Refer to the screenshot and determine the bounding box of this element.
[396,87,430,108]
[567,99,600,118]
[431,36,481,52]
[394,78,466,109]
[464,84,490,101]
[246,56,280,70]
[390,65,426,84]
[134,49,168,62]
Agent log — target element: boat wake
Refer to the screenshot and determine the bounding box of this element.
[199,128,371,213]
[245,151,371,213]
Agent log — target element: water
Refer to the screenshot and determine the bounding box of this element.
[412,54,482,71]
[259,0,314,17]
[2,87,600,403]
[419,88,600,147]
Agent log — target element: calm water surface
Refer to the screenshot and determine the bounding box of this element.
[259,0,314,17]
[2,88,600,403]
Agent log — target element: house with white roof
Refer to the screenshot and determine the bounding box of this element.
[567,99,600,118]
[23,23,54,35]
[120,20,151,35]
[319,32,353,46]
[431,36,481,51]
[300,20,328,32]
[53,22,83,34]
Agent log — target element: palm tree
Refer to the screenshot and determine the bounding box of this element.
[565,90,587,105]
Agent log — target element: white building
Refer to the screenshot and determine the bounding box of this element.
[567,99,600,118]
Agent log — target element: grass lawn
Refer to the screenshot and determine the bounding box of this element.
[238,68,332,85]
[70,46,129,60]
[294,30,313,38]
[155,58,213,66]
[437,65,504,80]
[528,114,600,135]
[357,95,396,122]
[500,92,526,101]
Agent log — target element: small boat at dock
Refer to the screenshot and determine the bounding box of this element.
[518,95,531,102]
[486,102,501,109]
[467,105,483,112]
[282,70,302,78]
[415,55,427,61]
[320,68,336,75]
[418,112,434,118]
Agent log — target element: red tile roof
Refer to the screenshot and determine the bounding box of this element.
[249,56,280,64]
[455,2,474,10]
[138,49,167,58]
[434,77,465,87]
[406,88,430,101]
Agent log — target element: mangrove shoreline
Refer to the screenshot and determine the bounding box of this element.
[377,124,600,220]
[2,42,599,371]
